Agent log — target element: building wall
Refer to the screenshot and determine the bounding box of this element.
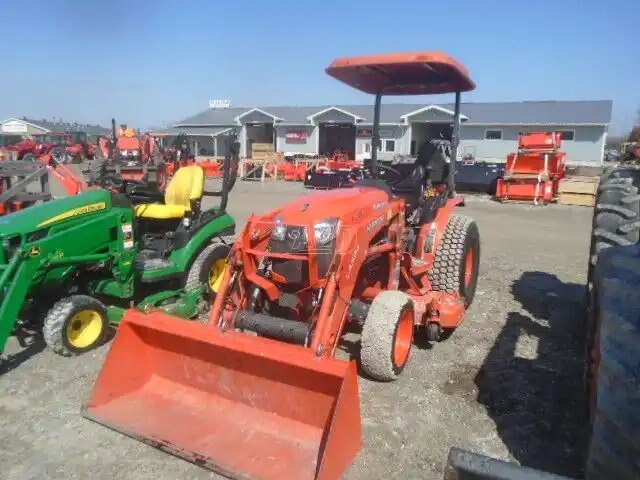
[1,120,47,137]
[355,125,406,161]
[275,125,317,155]
[458,124,605,165]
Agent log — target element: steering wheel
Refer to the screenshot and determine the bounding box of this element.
[101,173,125,192]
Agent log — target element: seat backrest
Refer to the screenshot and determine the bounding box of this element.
[165,165,205,210]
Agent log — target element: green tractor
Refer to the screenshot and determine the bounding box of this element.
[0,143,238,357]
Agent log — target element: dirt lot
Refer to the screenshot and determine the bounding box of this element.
[1,180,592,479]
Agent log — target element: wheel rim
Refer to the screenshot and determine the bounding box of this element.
[464,247,475,288]
[393,309,414,367]
[66,310,103,349]
[208,259,227,292]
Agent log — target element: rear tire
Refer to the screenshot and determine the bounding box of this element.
[88,157,107,185]
[43,295,108,356]
[586,246,640,480]
[185,242,231,299]
[428,214,480,306]
[360,290,414,381]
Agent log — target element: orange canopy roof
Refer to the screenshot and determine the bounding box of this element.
[326,51,475,95]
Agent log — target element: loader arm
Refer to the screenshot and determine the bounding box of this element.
[0,254,40,353]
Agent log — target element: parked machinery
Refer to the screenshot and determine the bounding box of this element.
[92,119,167,190]
[495,132,567,204]
[84,51,480,480]
[0,144,239,358]
[304,150,362,188]
[1,131,94,162]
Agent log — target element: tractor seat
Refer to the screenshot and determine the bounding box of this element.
[134,165,204,219]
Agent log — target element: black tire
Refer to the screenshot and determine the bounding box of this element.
[88,157,107,185]
[360,290,414,381]
[586,245,640,480]
[428,214,480,307]
[586,169,640,401]
[588,171,640,286]
[185,242,231,299]
[42,295,108,356]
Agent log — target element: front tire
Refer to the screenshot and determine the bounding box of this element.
[428,214,480,306]
[43,295,108,356]
[360,290,414,381]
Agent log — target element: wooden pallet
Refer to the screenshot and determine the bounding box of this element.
[558,176,599,206]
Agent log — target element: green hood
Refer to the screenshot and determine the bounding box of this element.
[0,190,113,237]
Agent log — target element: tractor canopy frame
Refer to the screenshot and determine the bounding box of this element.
[326,51,475,195]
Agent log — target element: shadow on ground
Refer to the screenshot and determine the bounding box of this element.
[475,271,589,478]
[0,324,45,375]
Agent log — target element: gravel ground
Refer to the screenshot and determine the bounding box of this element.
[1,179,592,479]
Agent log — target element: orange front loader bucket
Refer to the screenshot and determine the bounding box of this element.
[83,309,362,480]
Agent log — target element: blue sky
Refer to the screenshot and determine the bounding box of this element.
[1,0,637,134]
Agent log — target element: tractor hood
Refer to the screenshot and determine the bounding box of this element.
[271,186,391,227]
[0,189,112,238]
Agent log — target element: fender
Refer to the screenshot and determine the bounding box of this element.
[141,212,235,282]
[415,195,464,257]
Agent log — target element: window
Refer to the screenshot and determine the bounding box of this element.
[484,129,503,140]
[558,130,575,141]
[384,140,395,152]
[363,142,371,153]
[410,140,416,155]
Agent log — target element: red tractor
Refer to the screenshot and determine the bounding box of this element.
[91,119,167,190]
[30,132,95,162]
[84,51,480,480]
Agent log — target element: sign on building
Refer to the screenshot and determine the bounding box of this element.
[2,120,28,133]
[209,99,231,109]
[285,130,307,143]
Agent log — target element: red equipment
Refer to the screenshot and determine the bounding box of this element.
[84,51,479,480]
[494,132,567,204]
[97,119,167,190]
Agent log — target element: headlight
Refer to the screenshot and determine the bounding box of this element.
[132,150,140,156]
[120,149,129,156]
[271,215,286,241]
[314,218,339,245]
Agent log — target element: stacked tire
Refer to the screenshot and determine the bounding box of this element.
[586,167,640,479]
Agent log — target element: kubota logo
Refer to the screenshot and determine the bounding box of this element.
[346,243,360,279]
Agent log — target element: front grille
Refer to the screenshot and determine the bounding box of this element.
[269,225,336,286]
[270,226,308,286]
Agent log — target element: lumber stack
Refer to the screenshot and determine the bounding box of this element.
[0,150,18,161]
[558,176,599,206]
[250,143,283,163]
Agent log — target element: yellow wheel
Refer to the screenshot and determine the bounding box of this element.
[185,242,231,299]
[208,259,227,293]
[43,295,108,356]
[66,310,104,349]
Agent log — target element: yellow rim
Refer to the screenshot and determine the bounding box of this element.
[66,309,103,349]
[209,259,227,293]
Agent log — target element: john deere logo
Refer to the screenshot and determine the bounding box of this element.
[29,246,41,257]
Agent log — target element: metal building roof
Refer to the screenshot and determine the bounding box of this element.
[174,100,612,127]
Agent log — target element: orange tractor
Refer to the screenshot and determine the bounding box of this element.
[93,119,167,190]
[494,131,567,204]
[84,52,480,479]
